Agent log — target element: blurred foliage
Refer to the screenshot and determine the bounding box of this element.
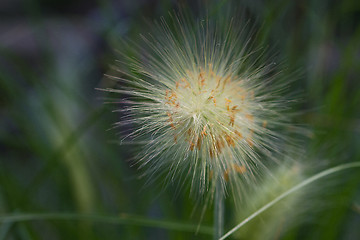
[0,0,359,239]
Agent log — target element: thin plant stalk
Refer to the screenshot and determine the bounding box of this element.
[214,179,224,240]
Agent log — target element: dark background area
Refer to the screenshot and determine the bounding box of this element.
[0,0,360,239]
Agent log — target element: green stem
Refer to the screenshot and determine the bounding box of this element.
[214,179,224,240]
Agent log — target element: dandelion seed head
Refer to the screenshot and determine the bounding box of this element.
[107,12,297,201]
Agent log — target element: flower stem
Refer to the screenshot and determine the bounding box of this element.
[214,180,224,240]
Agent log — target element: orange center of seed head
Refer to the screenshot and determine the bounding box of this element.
[164,64,258,158]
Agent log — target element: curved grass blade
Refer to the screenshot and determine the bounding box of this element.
[220,162,360,240]
[0,213,213,235]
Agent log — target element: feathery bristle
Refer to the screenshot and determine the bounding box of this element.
[107,13,297,202]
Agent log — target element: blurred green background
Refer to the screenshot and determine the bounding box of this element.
[0,0,360,239]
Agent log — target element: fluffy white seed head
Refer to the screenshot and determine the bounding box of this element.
[106,13,296,202]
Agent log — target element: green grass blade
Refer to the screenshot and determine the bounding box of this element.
[0,213,213,235]
[220,162,360,240]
